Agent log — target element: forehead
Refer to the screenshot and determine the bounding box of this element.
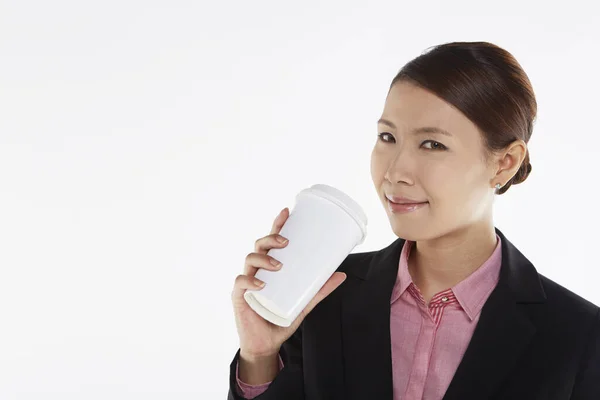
[382,81,479,140]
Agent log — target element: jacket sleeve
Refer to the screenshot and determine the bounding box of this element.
[571,307,600,399]
[227,322,305,400]
[235,354,284,398]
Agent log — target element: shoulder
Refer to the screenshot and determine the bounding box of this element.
[334,249,385,282]
[536,274,600,395]
[336,251,377,274]
[538,272,599,315]
[533,272,600,339]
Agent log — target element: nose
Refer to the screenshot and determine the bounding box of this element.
[384,149,416,185]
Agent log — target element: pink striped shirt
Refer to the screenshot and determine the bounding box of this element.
[236,234,502,399]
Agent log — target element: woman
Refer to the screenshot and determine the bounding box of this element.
[227,41,600,399]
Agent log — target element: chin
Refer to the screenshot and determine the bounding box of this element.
[389,220,423,240]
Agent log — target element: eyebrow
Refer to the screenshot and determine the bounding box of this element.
[377,118,453,137]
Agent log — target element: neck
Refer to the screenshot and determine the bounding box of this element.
[407,220,498,301]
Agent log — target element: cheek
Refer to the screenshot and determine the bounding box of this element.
[425,163,485,210]
[370,149,384,182]
[420,163,472,212]
[422,163,455,192]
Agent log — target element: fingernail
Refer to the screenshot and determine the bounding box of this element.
[254,279,266,287]
[277,236,288,244]
[270,259,282,268]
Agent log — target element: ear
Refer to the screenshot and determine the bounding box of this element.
[490,139,528,185]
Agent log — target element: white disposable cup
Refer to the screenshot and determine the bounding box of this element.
[244,184,368,327]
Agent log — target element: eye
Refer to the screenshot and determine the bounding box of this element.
[377,133,447,151]
[421,140,447,151]
[377,132,394,143]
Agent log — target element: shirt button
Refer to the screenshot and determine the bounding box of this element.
[441,296,449,302]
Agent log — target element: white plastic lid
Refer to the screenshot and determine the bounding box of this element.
[298,184,368,243]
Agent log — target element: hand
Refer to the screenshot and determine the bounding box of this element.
[231,207,347,360]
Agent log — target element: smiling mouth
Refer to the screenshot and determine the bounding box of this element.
[386,198,429,213]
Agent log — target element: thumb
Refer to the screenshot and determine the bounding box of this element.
[290,272,347,330]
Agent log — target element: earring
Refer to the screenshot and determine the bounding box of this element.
[495,183,501,191]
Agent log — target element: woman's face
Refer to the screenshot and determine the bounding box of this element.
[370,81,497,240]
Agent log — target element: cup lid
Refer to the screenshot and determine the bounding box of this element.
[299,184,368,243]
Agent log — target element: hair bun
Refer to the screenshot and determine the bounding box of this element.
[514,161,532,185]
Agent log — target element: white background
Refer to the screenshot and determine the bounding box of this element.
[1,0,599,398]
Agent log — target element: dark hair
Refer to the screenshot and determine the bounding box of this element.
[389,41,535,195]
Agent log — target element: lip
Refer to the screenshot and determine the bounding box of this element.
[385,194,427,204]
[387,198,428,213]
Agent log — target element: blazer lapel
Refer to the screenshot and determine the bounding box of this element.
[442,227,546,400]
[340,227,546,400]
[340,237,404,400]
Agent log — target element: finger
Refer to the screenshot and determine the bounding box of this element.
[254,233,289,255]
[269,207,289,236]
[243,252,284,276]
[231,274,266,301]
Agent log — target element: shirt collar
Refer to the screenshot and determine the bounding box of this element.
[390,234,503,321]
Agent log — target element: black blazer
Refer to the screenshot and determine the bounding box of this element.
[228,227,600,399]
